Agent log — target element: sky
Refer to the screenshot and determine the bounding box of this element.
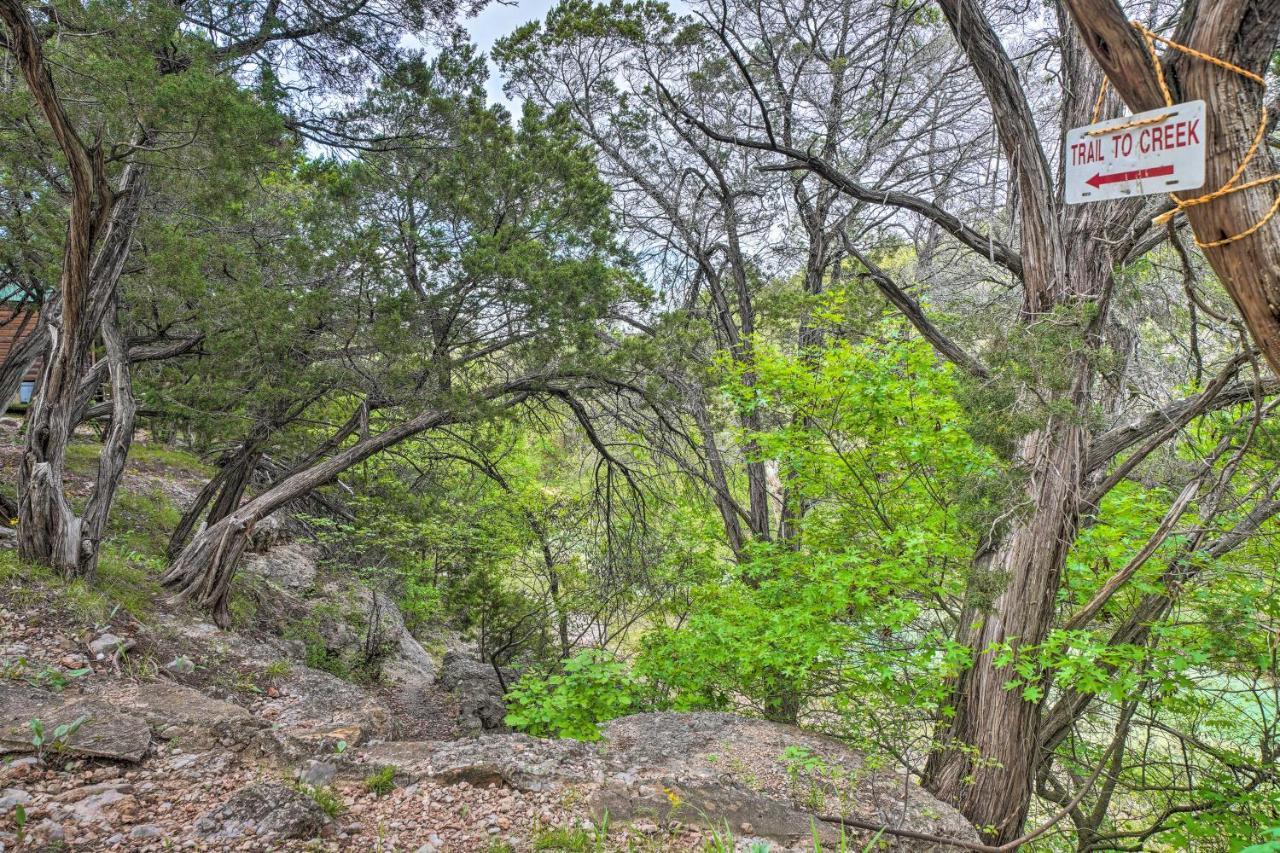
[464,0,560,106]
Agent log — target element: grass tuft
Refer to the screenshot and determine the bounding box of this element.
[364,765,397,797]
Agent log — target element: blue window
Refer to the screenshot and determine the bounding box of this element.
[18,381,34,404]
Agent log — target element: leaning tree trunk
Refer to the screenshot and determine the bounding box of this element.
[163,404,468,625]
[166,437,263,560]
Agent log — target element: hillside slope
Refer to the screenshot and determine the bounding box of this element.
[0,425,978,851]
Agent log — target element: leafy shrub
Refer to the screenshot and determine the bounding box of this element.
[505,650,642,740]
[399,577,443,635]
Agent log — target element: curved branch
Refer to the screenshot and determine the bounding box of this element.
[665,95,1023,278]
[840,232,990,378]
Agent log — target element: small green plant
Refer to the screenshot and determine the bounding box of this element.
[532,815,609,853]
[333,739,349,755]
[33,665,92,692]
[2,658,91,692]
[533,826,591,851]
[263,659,292,680]
[808,819,876,852]
[780,746,857,814]
[594,811,610,848]
[14,802,26,842]
[293,782,345,817]
[29,714,87,756]
[702,818,736,853]
[364,765,396,796]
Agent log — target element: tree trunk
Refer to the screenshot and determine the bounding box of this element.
[17,162,146,577]
[76,299,137,577]
[687,393,748,557]
[1,0,151,577]
[923,412,1088,839]
[915,1,1125,840]
[166,462,234,561]
[162,392,527,624]
[206,451,260,525]
[164,443,259,562]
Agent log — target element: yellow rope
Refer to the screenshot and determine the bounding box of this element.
[1114,21,1278,248]
[1138,23,1265,88]
[1085,110,1174,137]
[1151,105,1277,227]
[1091,77,1109,125]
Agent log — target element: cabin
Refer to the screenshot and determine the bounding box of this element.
[1,284,41,410]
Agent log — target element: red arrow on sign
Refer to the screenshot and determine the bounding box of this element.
[1086,164,1175,189]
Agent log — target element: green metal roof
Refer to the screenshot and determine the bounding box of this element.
[0,284,36,304]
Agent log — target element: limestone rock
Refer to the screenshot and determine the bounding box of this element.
[163,655,195,675]
[241,542,317,593]
[50,780,136,826]
[87,633,133,660]
[298,759,337,787]
[245,510,296,553]
[0,682,150,762]
[350,735,603,793]
[0,788,29,814]
[268,666,393,744]
[438,649,513,734]
[592,712,979,849]
[240,548,439,719]
[340,712,977,849]
[195,781,328,841]
[83,681,261,748]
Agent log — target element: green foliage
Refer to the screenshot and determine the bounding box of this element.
[284,620,364,684]
[505,650,643,740]
[292,783,345,818]
[4,0,1280,846]
[2,658,91,693]
[532,826,593,851]
[1241,827,1280,853]
[0,446,176,621]
[532,812,612,850]
[28,715,87,757]
[363,766,397,797]
[637,331,988,728]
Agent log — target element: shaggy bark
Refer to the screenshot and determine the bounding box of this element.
[1,0,149,576]
[917,1,1131,841]
[76,298,136,577]
[163,407,461,625]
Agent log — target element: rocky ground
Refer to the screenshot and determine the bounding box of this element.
[0,428,979,851]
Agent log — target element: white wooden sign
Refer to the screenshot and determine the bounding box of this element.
[1065,100,1206,204]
